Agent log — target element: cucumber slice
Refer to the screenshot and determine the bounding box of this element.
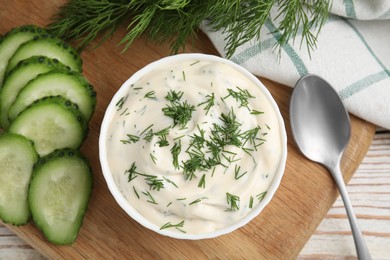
[0,25,48,86]
[8,70,96,123]
[6,35,82,74]
[0,56,70,129]
[8,96,87,156]
[0,133,38,225]
[29,148,92,245]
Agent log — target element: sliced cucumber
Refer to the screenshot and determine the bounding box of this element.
[8,96,87,156]
[0,25,47,86]
[0,133,38,225]
[29,148,92,245]
[5,35,82,74]
[0,56,70,129]
[8,70,96,123]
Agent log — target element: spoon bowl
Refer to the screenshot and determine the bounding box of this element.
[290,74,371,260]
[290,74,350,167]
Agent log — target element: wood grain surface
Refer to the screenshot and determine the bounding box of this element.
[0,1,376,259]
[2,130,389,259]
[299,129,390,260]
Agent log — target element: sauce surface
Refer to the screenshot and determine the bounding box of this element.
[105,58,283,234]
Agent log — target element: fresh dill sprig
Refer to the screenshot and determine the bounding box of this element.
[190,60,200,66]
[240,125,262,150]
[189,197,207,205]
[170,140,182,170]
[198,173,206,188]
[197,93,215,115]
[221,149,239,164]
[226,192,240,211]
[211,109,242,147]
[143,128,155,143]
[223,87,254,110]
[144,90,156,99]
[155,126,171,147]
[187,125,206,151]
[165,90,183,103]
[124,162,165,190]
[144,175,165,191]
[116,96,125,111]
[182,155,203,180]
[163,90,195,128]
[180,125,223,180]
[48,0,331,58]
[133,186,140,199]
[124,162,139,182]
[250,110,264,115]
[234,164,247,180]
[249,196,254,209]
[160,220,185,233]
[140,124,154,136]
[249,192,267,208]
[257,191,267,202]
[120,134,140,144]
[119,107,129,116]
[150,153,157,164]
[157,135,169,147]
[163,176,178,188]
[142,190,158,204]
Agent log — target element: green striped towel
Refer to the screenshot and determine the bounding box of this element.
[202,0,390,129]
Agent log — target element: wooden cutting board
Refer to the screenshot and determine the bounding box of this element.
[0,1,376,259]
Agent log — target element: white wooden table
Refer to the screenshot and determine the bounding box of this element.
[1,129,389,259]
[299,129,390,260]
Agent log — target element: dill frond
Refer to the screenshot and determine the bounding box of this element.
[48,0,331,57]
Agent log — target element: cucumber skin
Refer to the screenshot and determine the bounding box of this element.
[8,96,88,156]
[15,95,87,136]
[0,56,71,129]
[0,133,38,225]
[8,70,96,122]
[29,148,92,245]
[0,25,48,86]
[7,55,71,75]
[0,25,46,44]
[5,34,82,74]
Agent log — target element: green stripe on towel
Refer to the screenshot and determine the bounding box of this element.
[339,18,389,100]
[230,38,275,65]
[343,0,357,18]
[339,70,390,100]
[343,18,389,74]
[264,19,308,76]
[231,16,339,66]
[379,8,390,19]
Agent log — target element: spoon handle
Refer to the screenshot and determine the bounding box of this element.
[329,162,372,260]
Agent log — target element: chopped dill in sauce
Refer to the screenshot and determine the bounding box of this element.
[226,192,240,211]
[160,220,185,233]
[116,96,125,111]
[106,59,282,235]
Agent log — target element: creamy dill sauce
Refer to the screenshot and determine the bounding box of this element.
[105,59,282,234]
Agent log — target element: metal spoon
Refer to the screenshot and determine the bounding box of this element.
[290,74,371,260]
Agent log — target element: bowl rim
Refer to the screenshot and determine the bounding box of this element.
[99,53,287,240]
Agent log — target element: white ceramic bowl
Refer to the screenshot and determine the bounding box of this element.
[99,53,287,239]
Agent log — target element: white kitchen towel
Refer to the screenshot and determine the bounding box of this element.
[202,0,390,129]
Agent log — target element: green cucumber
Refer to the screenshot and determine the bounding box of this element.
[0,133,38,225]
[0,25,48,86]
[8,70,96,123]
[0,56,70,129]
[29,148,92,245]
[5,34,82,74]
[8,96,87,156]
